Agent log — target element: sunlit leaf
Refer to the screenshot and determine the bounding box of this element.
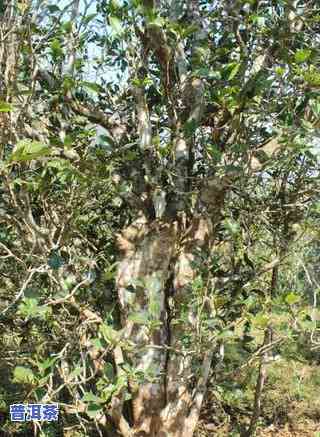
[50,38,63,57]
[128,312,149,325]
[37,356,59,372]
[82,391,103,403]
[18,298,50,320]
[0,101,12,112]
[13,366,35,384]
[90,338,104,350]
[285,292,301,305]
[81,81,103,93]
[68,367,82,379]
[294,49,312,64]
[228,63,240,80]
[11,139,50,162]
[83,13,97,25]
[252,313,269,329]
[223,219,240,235]
[99,323,122,344]
[109,16,122,35]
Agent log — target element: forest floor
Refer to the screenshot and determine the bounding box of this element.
[196,357,320,437]
[198,421,319,436]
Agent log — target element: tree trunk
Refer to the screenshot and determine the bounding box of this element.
[114,182,228,435]
[115,219,204,435]
[113,0,229,430]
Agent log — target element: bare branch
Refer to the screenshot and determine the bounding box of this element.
[1,265,48,315]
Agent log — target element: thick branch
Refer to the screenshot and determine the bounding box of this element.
[65,97,126,132]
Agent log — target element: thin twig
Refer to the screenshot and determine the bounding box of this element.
[45,278,89,306]
[1,265,48,315]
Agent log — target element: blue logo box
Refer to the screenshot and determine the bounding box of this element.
[10,404,59,422]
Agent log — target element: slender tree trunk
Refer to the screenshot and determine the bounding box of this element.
[246,257,282,436]
[246,327,272,437]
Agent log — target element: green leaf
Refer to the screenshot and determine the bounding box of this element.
[223,218,240,235]
[228,63,240,80]
[86,403,104,418]
[99,323,122,344]
[300,319,316,331]
[128,312,149,325]
[115,374,128,392]
[285,292,301,305]
[18,298,50,320]
[303,66,320,87]
[252,15,265,27]
[0,101,12,112]
[149,299,161,319]
[82,391,103,403]
[83,13,97,25]
[148,16,165,27]
[217,329,235,339]
[124,392,132,401]
[13,366,35,384]
[11,139,50,162]
[109,16,122,35]
[50,39,63,57]
[69,366,82,379]
[252,313,269,329]
[62,21,72,33]
[301,119,314,130]
[275,67,285,76]
[48,252,64,270]
[81,81,103,93]
[47,158,71,170]
[184,119,197,137]
[103,262,118,281]
[61,274,76,291]
[195,68,221,80]
[192,276,203,290]
[103,362,114,380]
[98,380,116,401]
[294,49,311,64]
[91,338,104,350]
[62,75,75,91]
[47,5,60,13]
[111,0,121,7]
[181,24,199,38]
[37,356,59,372]
[310,99,320,116]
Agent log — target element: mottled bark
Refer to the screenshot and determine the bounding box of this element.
[114,180,230,435]
[115,218,214,435]
[116,219,177,435]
